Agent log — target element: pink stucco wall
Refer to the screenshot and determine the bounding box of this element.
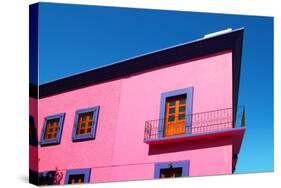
[38,80,123,171]
[33,50,233,184]
[110,50,233,181]
[109,137,232,182]
[29,97,39,171]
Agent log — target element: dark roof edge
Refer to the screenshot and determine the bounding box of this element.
[231,29,244,122]
[36,28,244,98]
[30,83,38,99]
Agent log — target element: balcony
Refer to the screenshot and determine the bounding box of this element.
[144,106,245,144]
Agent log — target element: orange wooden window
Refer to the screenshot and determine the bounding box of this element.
[69,175,85,184]
[160,167,183,178]
[44,118,59,140]
[164,95,186,137]
[76,112,93,135]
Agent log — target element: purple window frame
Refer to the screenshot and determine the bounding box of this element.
[72,106,100,142]
[154,160,190,178]
[40,113,65,146]
[64,168,91,184]
[159,87,194,137]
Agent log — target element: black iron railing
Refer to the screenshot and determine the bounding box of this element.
[144,106,245,141]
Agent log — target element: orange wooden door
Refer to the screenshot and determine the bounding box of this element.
[164,96,186,137]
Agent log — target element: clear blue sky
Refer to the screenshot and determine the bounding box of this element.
[36,3,273,174]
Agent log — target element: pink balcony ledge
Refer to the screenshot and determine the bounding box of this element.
[144,107,245,145]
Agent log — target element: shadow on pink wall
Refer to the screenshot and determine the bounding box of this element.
[148,136,231,155]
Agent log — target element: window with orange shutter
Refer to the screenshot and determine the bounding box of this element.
[40,113,65,146]
[72,106,100,142]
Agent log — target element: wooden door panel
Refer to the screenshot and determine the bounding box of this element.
[164,96,186,137]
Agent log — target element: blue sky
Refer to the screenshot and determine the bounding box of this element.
[36,3,273,174]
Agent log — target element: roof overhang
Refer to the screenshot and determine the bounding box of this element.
[30,28,244,110]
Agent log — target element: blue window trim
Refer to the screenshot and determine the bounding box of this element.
[64,168,91,184]
[40,113,65,146]
[154,160,190,178]
[29,115,38,146]
[159,87,193,137]
[72,106,100,142]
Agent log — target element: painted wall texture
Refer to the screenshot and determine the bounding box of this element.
[29,50,236,184]
[29,97,38,171]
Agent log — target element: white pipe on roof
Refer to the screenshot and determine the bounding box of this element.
[204,28,233,39]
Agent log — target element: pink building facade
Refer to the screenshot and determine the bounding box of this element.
[29,25,245,185]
